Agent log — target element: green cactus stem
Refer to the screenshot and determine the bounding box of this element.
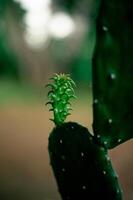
[46,74,76,126]
[92,0,133,149]
[48,122,123,200]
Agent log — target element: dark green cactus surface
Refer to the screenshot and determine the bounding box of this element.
[48,122,123,200]
[92,0,133,149]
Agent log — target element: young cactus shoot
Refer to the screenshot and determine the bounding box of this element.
[46,74,76,126]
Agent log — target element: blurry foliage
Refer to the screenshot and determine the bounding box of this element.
[51,0,97,84]
[0,0,25,80]
[0,0,96,85]
[50,28,95,84]
[71,30,95,83]
[49,37,93,84]
[53,0,76,12]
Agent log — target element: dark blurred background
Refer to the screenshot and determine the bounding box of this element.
[0,0,132,199]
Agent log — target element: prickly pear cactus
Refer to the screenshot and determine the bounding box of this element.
[46,74,123,200]
[48,122,123,200]
[92,0,133,149]
[45,1,132,199]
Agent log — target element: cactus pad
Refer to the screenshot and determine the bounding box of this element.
[92,0,133,149]
[48,122,123,200]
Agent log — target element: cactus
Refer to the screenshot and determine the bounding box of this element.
[92,0,133,149]
[46,1,132,199]
[48,122,122,200]
[46,74,123,200]
[46,74,76,126]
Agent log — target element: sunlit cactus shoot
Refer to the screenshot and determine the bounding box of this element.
[46,74,76,126]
